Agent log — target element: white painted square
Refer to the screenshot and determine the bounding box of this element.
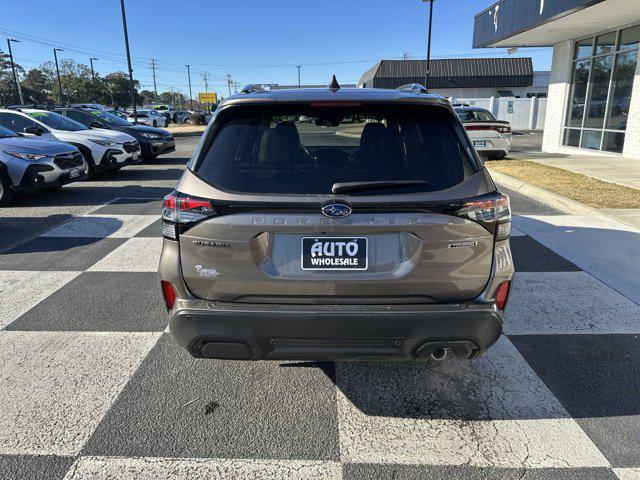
[88,237,163,272]
[42,215,158,239]
[515,214,640,305]
[0,331,160,456]
[615,468,640,480]
[63,457,341,480]
[335,337,609,468]
[504,272,640,334]
[0,271,81,330]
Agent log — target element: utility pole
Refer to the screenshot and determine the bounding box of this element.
[185,65,193,110]
[53,48,64,105]
[89,57,98,99]
[7,39,24,104]
[422,0,435,88]
[120,0,137,121]
[226,73,232,96]
[151,58,158,102]
[201,72,210,92]
[297,65,301,88]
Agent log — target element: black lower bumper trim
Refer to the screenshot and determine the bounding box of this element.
[169,304,503,361]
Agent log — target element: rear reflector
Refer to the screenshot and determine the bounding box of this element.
[161,281,176,310]
[495,281,511,311]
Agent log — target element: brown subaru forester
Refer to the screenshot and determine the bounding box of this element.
[158,80,514,362]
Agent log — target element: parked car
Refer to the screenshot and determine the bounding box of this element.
[0,124,88,205]
[54,108,175,160]
[455,106,512,160]
[159,83,513,362]
[0,109,141,178]
[127,110,168,127]
[172,111,191,124]
[68,103,108,111]
[144,104,175,123]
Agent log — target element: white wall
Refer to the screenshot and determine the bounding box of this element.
[431,86,547,99]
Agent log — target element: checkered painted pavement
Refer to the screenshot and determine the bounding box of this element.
[1,195,640,480]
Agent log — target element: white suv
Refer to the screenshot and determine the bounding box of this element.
[0,109,141,178]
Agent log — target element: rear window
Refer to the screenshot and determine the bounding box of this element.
[455,108,496,123]
[194,104,472,195]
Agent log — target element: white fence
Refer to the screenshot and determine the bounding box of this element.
[450,97,547,130]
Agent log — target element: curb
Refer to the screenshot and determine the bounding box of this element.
[487,168,640,230]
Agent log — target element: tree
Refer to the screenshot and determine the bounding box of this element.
[158,90,187,109]
[21,68,52,104]
[104,72,142,109]
[140,89,157,105]
[0,49,24,106]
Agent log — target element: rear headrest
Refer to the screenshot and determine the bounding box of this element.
[359,122,385,149]
[258,128,299,166]
[274,121,301,145]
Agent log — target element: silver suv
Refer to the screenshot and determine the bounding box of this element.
[0,124,87,205]
[159,83,514,361]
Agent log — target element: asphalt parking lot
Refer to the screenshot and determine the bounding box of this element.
[1,136,639,480]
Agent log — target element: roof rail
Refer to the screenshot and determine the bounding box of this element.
[396,83,429,94]
[240,84,266,94]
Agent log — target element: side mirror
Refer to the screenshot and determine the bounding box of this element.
[23,126,43,136]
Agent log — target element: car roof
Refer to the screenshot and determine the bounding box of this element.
[219,87,450,108]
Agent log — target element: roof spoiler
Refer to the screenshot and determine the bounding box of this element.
[396,83,429,94]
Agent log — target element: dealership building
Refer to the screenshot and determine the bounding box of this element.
[474,0,640,159]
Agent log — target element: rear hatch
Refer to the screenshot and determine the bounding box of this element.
[166,101,508,304]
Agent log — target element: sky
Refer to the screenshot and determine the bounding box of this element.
[1,0,552,99]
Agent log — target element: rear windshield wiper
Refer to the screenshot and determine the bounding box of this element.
[332,180,428,194]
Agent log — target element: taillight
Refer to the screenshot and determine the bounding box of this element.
[457,193,511,240]
[162,190,217,239]
[161,281,176,310]
[466,125,511,134]
[495,281,511,311]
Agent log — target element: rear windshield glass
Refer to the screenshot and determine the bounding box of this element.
[194,104,471,195]
[455,108,496,123]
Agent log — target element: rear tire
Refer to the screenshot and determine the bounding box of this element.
[0,172,14,206]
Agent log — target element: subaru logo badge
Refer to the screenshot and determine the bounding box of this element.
[321,202,352,218]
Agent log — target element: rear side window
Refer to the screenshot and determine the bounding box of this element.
[195,104,472,195]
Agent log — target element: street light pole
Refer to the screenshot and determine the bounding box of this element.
[89,57,98,98]
[7,39,24,104]
[422,0,435,88]
[119,0,137,121]
[53,48,65,105]
[297,65,301,88]
[151,59,158,102]
[185,65,193,110]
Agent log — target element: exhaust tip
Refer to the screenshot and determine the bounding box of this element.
[431,348,447,361]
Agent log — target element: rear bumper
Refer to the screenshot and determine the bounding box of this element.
[168,301,503,361]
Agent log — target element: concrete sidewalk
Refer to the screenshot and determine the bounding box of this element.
[518,153,640,190]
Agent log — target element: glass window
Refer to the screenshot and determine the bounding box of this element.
[26,112,87,131]
[620,25,640,51]
[0,112,39,133]
[603,132,625,153]
[595,32,617,55]
[575,37,594,60]
[563,129,581,147]
[585,55,613,128]
[195,105,470,195]
[580,130,602,150]
[566,60,591,127]
[607,50,637,130]
[66,110,96,127]
[90,110,130,126]
[454,108,497,122]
